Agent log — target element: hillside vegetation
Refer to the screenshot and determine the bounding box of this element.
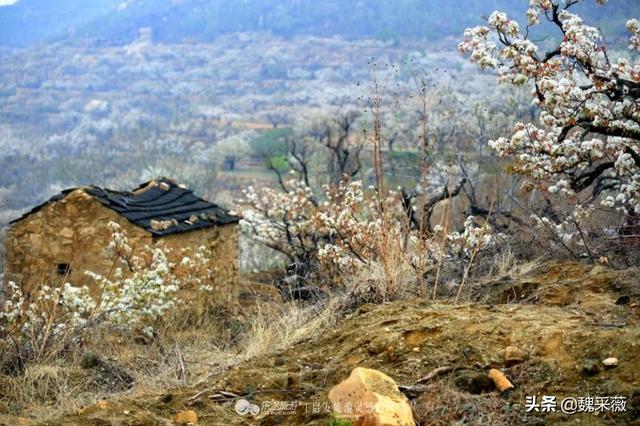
[2,1,640,425]
[11,261,639,425]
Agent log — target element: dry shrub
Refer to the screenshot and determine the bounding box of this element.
[241,298,340,361]
[413,383,522,426]
[345,261,419,304]
[15,364,72,405]
[0,363,96,419]
[0,295,341,422]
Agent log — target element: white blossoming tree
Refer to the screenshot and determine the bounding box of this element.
[241,177,388,286]
[241,173,499,300]
[460,0,640,245]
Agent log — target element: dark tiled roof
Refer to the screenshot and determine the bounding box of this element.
[11,178,239,236]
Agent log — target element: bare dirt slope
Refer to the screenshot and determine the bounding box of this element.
[20,261,640,425]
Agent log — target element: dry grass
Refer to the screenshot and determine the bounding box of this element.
[2,364,85,418]
[413,383,520,426]
[0,297,342,422]
[345,261,419,304]
[241,298,341,360]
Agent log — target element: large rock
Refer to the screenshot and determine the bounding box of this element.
[328,367,415,426]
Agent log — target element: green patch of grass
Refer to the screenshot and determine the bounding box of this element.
[329,414,352,426]
[265,155,290,172]
[388,150,420,163]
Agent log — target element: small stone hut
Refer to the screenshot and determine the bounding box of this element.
[4,178,239,296]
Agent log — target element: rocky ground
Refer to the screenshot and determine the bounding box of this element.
[5,261,640,425]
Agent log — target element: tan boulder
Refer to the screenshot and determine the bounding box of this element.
[173,409,198,425]
[328,367,415,426]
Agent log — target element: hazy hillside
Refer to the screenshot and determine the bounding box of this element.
[1,0,639,47]
[0,0,120,46]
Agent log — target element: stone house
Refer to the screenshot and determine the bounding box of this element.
[4,178,239,298]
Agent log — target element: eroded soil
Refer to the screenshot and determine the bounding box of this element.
[12,261,640,425]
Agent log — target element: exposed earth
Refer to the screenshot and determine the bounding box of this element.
[5,261,640,425]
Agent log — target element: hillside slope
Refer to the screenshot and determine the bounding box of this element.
[25,261,640,426]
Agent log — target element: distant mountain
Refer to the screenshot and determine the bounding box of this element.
[0,0,122,46]
[1,0,639,47]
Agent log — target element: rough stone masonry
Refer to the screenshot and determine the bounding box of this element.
[4,177,239,304]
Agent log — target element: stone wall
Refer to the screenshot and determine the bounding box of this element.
[4,189,239,302]
[158,223,239,305]
[5,189,150,294]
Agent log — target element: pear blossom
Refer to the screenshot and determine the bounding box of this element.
[460,0,640,218]
[242,174,501,287]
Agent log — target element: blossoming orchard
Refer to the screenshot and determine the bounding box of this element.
[460,0,640,238]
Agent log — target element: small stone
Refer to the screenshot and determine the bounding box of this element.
[150,219,164,231]
[582,359,600,376]
[412,347,420,352]
[173,410,198,425]
[504,345,526,366]
[488,368,514,392]
[79,226,96,237]
[150,219,173,231]
[59,227,74,239]
[602,357,619,368]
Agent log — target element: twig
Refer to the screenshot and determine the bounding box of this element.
[187,387,237,404]
[175,343,187,384]
[455,199,494,304]
[413,365,461,384]
[432,199,451,300]
[399,365,463,396]
[588,322,627,328]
